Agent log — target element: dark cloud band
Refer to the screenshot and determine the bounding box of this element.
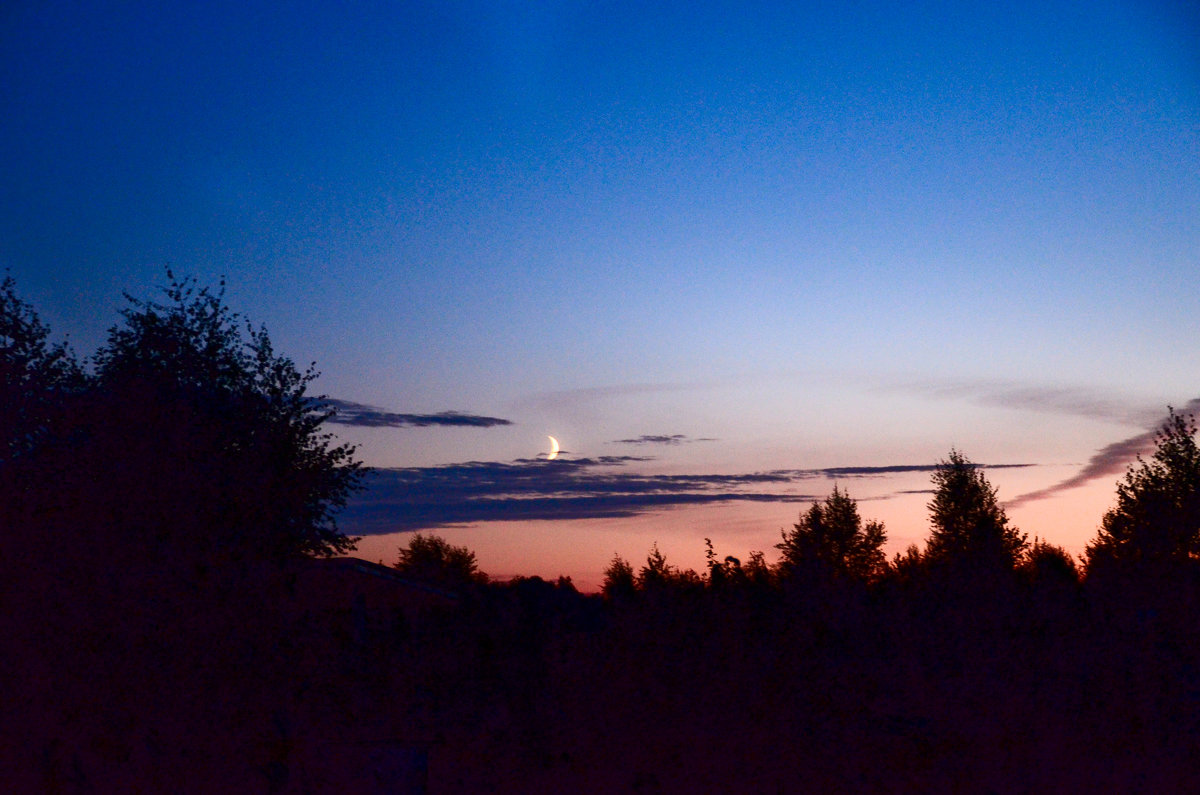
[339,456,1031,534]
[609,434,718,445]
[611,434,688,445]
[324,399,512,428]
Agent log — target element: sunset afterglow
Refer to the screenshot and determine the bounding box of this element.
[4,0,1196,587]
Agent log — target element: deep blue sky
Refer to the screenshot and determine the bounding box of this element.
[4,0,1198,584]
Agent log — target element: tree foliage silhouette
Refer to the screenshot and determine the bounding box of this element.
[1021,537,1080,587]
[776,486,887,581]
[602,553,637,599]
[638,543,672,587]
[6,271,361,562]
[0,274,82,464]
[925,449,1026,569]
[705,537,743,589]
[1086,408,1200,569]
[394,533,486,586]
[94,272,362,560]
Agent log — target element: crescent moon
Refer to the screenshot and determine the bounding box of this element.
[547,435,560,460]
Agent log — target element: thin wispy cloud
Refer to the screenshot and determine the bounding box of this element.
[613,434,687,445]
[878,375,1163,427]
[340,456,1032,534]
[868,373,1200,509]
[610,434,717,446]
[815,463,1032,477]
[325,399,513,428]
[1006,399,1200,509]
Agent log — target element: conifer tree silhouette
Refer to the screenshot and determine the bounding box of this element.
[925,449,1026,569]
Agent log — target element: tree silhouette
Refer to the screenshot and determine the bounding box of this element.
[776,485,887,581]
[887,543,925,585]
[638,543,673,588]
[602,553,637,599]
[394,532,486,586]
[21,271,363,563]
[1021,537,1080,587]
[742,549,773,589]
[925,449,1026,569]
[705,537,747,589]
[0,274,82,464]
[1086,408,1200,569]
[2,274,368,790]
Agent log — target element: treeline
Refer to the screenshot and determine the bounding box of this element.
[593,413,1200,600]
[6,271,1200,791]
[384,400,1200,791]
[384,388,1200,791]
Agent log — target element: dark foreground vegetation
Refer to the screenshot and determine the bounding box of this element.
[4,273,1200,792]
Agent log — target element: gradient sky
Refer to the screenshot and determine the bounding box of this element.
[4,0,1198,589]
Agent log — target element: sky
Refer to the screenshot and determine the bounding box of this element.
[3,0,1198,590]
